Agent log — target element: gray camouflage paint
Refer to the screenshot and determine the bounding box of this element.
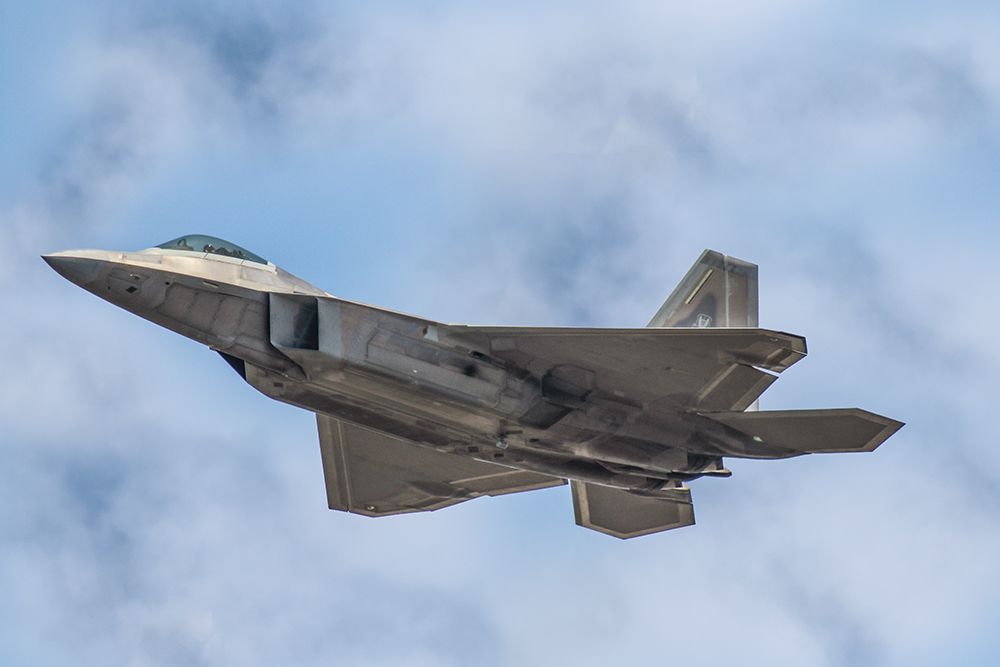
[44,240,902,538]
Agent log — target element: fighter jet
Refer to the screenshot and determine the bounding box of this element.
[44,236,902,538]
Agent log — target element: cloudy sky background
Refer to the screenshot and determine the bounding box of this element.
[3,1,1000,664]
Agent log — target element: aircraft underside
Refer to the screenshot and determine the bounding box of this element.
[45,239,903,538]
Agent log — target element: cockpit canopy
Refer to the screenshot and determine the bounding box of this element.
[156,235,268,265]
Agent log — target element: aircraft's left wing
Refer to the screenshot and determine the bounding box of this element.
[438,326,805,410]
[316,415,565,517]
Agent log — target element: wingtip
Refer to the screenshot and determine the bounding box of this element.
[866,414,905,452]
[829,408,905,453]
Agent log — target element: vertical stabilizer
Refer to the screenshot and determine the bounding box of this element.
[647,250,758,329]
[649,251,762,414]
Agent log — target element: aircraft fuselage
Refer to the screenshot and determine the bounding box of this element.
[44,238,903,538]
[43,246,761,494]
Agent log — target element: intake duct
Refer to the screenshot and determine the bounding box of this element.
[269,293,319,350]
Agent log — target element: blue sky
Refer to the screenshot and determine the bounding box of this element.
[3,1,1000,665]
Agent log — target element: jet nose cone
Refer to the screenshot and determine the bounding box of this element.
[42,252,103,287]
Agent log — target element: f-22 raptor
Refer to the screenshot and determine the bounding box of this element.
[45,236,902,538]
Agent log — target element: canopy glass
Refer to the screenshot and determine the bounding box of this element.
[156,235,268,265]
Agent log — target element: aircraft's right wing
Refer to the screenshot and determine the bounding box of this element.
[571,481,695,539]
[316,415,565,517]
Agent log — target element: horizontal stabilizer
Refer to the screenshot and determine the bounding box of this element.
[703,408,903,455]
[571,481,695,539]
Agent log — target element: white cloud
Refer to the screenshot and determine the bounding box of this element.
[3,2,1000,665]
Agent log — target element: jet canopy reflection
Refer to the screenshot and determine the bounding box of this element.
[156,235,268,265]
